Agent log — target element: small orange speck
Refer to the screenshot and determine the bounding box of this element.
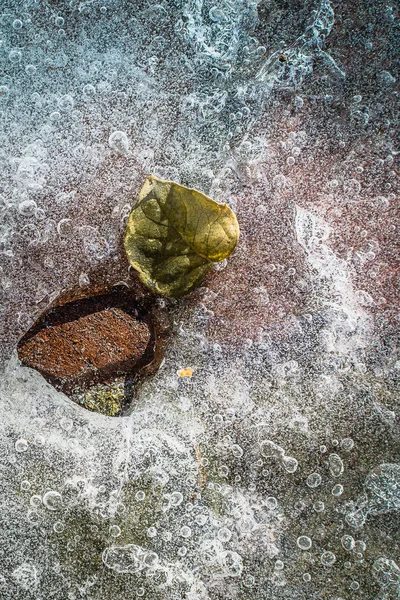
[177,367,194,377]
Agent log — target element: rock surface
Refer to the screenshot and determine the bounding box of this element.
[18,297,151,395]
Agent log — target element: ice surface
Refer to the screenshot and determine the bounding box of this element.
[0,0,399,599]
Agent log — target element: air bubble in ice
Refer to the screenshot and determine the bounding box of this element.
[25,64,37,76]
[30,495,42,507]
[209,7,226,22]
[60,417,73,431]
[272,174,287,189]
[214,414,224,425]
[261,440,298,472]
[355,540,366,552]
[218,527,232,542]
[109,525,121,537]
[341,535,355,551]
[243,574,255,588]
[34,435,45,446]
[320,551,336,566]
[27,510,40,523]
[9,49,22,63]
[43,491,62,511]
[58,95,74,112]
[294,96,304,109]
[18,200,37,217]
[53,521,65,533]
[306,473,322,488]
[108,130,130,154]
[147,527,157,538]
[355,290,374,306]
[0,85,10,100]
[83,84,96,97]
[341,438,354,451]
[50,111,61,122]
[219,465,229,477]
[143,551,159,568]
[170,491,183,506]
[116,502,126,515]
[328,454,344,477]
[15,438,29,453]
[231,444,243,458]
[297,536,312,550]
[332,484,343,496]
[57,218,74,238]
[282,456,298,472]
[180,526,191,538]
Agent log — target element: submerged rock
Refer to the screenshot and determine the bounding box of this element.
[17,288,161,414]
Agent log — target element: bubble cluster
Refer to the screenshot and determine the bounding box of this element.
[260,440,298,473]
[12,563,38,591]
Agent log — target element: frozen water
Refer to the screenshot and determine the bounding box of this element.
[0,0,399,598]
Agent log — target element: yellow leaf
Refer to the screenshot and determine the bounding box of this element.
[124,175,239,296]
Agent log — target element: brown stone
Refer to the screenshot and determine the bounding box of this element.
[17,290,152,395]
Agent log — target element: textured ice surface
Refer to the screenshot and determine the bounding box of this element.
[0,0,399,599]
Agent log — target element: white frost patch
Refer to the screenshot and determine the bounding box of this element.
[295,206,372,354]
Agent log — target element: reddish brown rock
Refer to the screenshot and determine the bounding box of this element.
[18,291,152,395]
